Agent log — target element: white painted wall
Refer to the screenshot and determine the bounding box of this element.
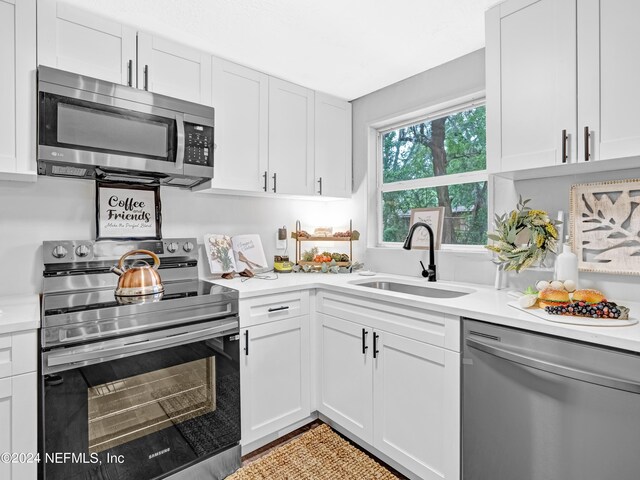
[351,49,496,285]
[0,176,360,295]
[352,47,640,301]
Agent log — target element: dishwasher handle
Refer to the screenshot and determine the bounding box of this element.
[466,337,640,394]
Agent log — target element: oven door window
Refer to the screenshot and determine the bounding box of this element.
[42,335,240,480]
[40,93,177,162]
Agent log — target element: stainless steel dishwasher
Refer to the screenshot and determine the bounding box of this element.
[462,318,640,480]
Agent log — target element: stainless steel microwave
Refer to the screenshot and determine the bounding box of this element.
[38,66,214,188]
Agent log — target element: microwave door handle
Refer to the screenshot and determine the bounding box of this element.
[175,113,185,170]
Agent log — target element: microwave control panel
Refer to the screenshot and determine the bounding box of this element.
[184,123,214,167]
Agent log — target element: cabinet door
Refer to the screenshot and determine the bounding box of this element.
[0,0,36,180]
[578,0,640,162]
[486,0,577,171]
[373,331,460,480]
[314,93,352,198]
[0,373,37,480]
[318,313,373,444]
[268,78,315,195]
[137,33,212,105]
[240,316,310,446]
[210,58,269,191]
[38,0,136,85]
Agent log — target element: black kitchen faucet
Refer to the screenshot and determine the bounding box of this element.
[402,222,437,282]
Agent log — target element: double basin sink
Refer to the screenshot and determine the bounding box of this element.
[351,279,473,299]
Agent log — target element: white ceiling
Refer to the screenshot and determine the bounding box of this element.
[61,0,498,100]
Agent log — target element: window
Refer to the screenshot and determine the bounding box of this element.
[379,103,487,247]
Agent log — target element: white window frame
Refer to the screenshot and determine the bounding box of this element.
[376,97,488,250]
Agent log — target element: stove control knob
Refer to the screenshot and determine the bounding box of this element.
[52,245,68,259]
[75,245,90,258]
[183,241,194,252]
[167,242,179,253]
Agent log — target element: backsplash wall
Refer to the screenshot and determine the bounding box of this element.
[0,176,360,295]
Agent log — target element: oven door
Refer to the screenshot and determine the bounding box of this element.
[38,88,185,177]
[40,318,240,480]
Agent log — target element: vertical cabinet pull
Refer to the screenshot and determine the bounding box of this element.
[317,177,323,195]
[143,65,149,91]
[561,129,568,163]
[263,171,268,192]
[373,332,379,359]
[244,330,249,355]
[361,328,368,355]
[127,59,133,87]
[584,126,590,162]
[272,172,277,193]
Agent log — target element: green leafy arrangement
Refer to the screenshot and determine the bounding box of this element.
[485,197,560,272]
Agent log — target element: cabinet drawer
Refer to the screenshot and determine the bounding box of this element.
[317,291,459,351]
[0,330,38,379]
[239,290,310,327]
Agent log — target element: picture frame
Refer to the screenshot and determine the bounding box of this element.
[570,178,640,275]
[408,207,445,250]
[96,182,162,240]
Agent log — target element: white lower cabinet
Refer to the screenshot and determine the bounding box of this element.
[240,315,311,446]
[0,372,37,480]
[319,314,373,443]
[318,311,460,480]
[373,330,460,480]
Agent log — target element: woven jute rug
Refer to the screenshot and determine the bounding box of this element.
[227,424,398,479]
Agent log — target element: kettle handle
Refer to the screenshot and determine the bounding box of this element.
[117,249,161,270]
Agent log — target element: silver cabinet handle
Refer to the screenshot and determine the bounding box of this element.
[584,126,591,161]
[466,338,640,394]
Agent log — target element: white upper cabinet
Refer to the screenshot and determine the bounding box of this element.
[314,93,352,198]
[210,58,269,192]
[486,0,577,172]
[38,1,212,105]
[488,0,640,172]
[577,0,640,163]
[0,0,36,181]
[268,78,315,195]
[137,33,212,105]
[38,0,136,86]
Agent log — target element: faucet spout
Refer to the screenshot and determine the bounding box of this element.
[403,222,437,282]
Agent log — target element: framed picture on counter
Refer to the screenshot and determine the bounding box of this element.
[409,207,445,250]
[96,182,162,240]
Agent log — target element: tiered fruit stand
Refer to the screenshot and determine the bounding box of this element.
[294,219,355,268]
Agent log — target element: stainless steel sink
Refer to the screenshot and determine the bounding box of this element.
[356,281,472,298]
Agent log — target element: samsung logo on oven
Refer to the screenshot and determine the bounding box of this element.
[149,448,171,459]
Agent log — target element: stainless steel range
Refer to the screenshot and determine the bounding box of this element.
[39,238,241,480]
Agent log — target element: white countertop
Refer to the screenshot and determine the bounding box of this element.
[0,294,40,334]
[213,272,640,353]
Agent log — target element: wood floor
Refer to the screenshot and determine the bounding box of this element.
[241,420,408,479]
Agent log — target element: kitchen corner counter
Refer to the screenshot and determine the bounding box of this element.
[0,294,40,334]
[212,272,640,354]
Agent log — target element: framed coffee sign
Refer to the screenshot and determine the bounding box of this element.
[96,182,162,240]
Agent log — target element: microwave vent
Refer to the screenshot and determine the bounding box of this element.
[165,177,199,187]
[51,165,87,177]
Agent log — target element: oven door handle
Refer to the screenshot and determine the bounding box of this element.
[45,318,238,372]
